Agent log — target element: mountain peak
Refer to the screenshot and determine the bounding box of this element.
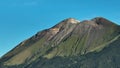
[51,18,79,30]
[49,18,79,35]
[92,17,105,19]
[91,17,116,26]
[91,17,108,22]
[65,18,80,24]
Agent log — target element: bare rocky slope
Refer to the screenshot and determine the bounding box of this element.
[0,17,120,68]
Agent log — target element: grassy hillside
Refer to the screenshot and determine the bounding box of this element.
[1,35,120,68]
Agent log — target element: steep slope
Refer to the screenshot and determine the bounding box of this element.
[0,17,120,68]
[43,17,119,58]
[25,35,120,68]
[0,18,79,65]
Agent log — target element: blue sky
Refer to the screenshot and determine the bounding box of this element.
[0,0,120,57]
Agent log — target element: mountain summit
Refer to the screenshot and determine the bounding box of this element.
[0,17,120,68]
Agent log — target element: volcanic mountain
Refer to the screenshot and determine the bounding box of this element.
[0,17,120,68]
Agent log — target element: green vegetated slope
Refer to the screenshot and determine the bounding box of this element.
[24,36,120,68]
[0,17,120,68]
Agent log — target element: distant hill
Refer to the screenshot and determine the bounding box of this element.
[0,17,120,68]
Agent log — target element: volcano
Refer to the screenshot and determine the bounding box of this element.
[0,17,120,68]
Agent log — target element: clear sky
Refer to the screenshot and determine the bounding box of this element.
[0,0,120,57]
